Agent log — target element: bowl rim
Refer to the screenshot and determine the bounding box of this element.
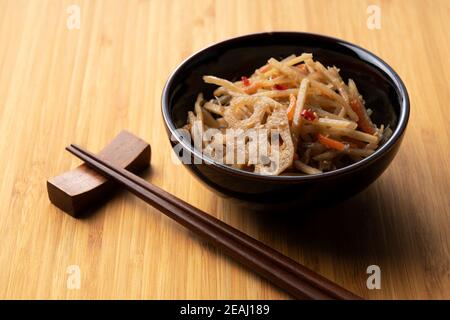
[161,31,410,181]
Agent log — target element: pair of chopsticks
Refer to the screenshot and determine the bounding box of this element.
[66,144,362,300]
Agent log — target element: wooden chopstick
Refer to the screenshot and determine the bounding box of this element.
[66,144,362,300]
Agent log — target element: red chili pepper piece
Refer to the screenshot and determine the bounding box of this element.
[301,109,316,121]
[241,76,250,86]
[274,84,288,90]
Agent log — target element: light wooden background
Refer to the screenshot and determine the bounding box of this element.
[0,0,448,300]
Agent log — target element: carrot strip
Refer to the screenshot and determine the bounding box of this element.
[317,134,346,151]
[342,137,366,149]
[350,99,375,134]
[286,94,296,121]
[244,82,263,94]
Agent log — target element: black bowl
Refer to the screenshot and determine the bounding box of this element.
[161,32,409,209]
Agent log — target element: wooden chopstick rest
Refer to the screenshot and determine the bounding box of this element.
[47,131,151,217]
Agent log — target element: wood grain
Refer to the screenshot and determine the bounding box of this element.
[0,0,448,299]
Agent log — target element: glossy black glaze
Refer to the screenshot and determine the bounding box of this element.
[161,32,409,209]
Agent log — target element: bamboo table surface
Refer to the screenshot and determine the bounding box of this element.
[0,0,449,300]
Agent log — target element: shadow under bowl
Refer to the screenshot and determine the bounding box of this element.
[161,32,409,210]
